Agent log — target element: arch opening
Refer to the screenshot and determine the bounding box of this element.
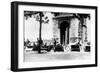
[60,21,69,45]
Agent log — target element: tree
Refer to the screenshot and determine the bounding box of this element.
[24,11,49,53]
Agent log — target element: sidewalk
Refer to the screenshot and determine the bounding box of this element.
[24,50,91,62]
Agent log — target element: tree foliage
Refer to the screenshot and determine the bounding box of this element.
[24,11,49,24]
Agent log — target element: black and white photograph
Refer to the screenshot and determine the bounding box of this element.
[24,11,91,62]
[11,1,97,71]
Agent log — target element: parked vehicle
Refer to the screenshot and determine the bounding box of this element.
[54,44,64,52]
[67,42,81,52]
[85,46,90,52]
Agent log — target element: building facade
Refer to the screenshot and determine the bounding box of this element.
[52,13,90,47]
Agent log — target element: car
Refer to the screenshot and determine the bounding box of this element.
[67,42,81,52]
[71,44,80,51]
[54,44,64,52]
[85,46,90,52]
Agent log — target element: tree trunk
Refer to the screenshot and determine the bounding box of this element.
[38,12,42,53]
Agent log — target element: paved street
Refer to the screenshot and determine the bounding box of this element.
[24,50,91,62]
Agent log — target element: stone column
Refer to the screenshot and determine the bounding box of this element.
[69,18,80,43]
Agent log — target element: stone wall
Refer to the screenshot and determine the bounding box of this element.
[52,19,60,43]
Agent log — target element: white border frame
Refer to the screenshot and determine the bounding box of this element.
[18,4,96,69]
